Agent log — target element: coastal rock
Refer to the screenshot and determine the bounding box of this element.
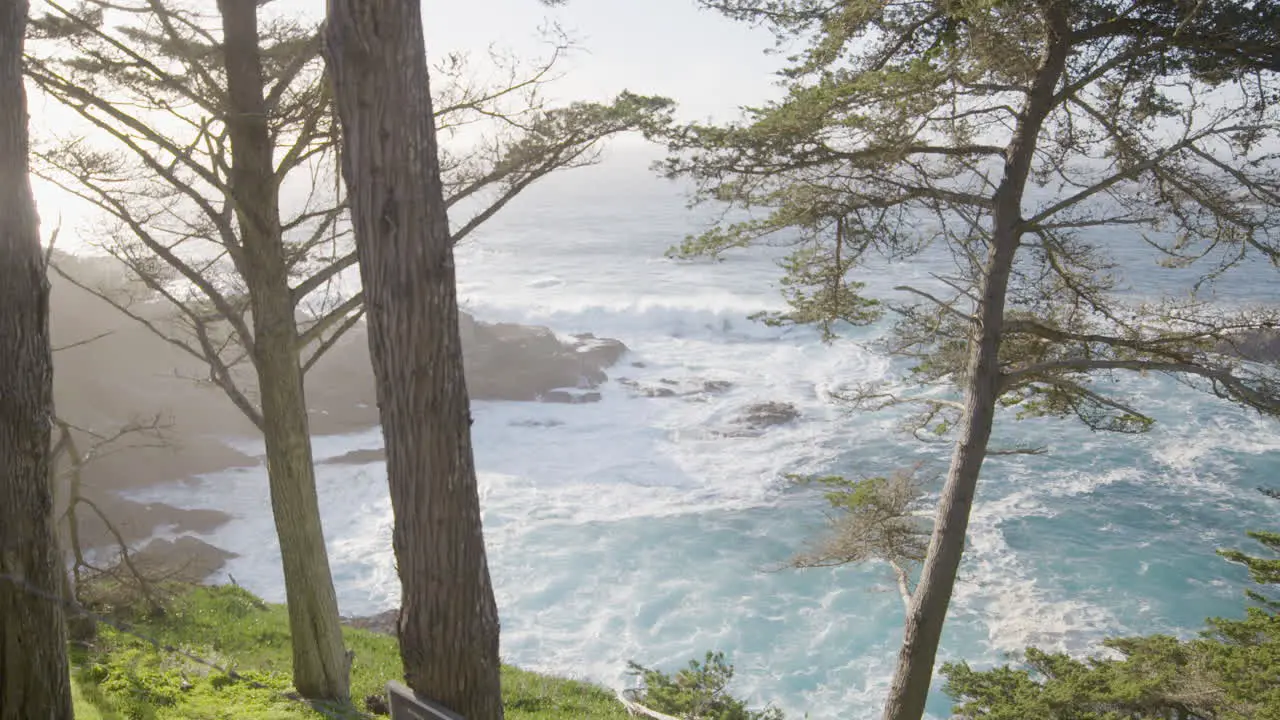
[462,320,618,399]
[701,380,735,394]
[74,492,231,554]
[734,401,801,429]
[46,253,633,553]
[571,333,630,367]
[539,390,603,404]
[112,536,238,584]
[343,607,399,636]
[321,448,386,466]
[306,312,630,427]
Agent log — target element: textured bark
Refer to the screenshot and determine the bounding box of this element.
[0,0,76,716]
[217,0,350,702]
[880,5,1072,720]
[323,2,504,718]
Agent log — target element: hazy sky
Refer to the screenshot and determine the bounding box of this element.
[29,0,787,246]
[412,0,787,122]
[262,0,789,124]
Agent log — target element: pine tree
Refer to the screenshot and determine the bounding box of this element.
[0,0,74,715]
[26,0,670,703]
[325,1,500,716]
[945,488,1280,720]
[661,2,1280,717]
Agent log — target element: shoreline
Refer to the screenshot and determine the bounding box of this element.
[50,254,633,586]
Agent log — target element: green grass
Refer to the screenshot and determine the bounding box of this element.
[69,584,631,720]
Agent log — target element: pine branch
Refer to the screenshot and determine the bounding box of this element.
[34,161,254,356]
[1003,358,1280,415]
[43,0,220,115]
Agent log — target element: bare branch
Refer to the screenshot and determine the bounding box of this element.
[291,250,356,306]
[47,263,264,429]
[893,285,975,325]
[302,306,364,375]
[52,330,115,353]
[34,163,254,355]
[297,292,362,349]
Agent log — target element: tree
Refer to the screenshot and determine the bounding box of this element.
[783,468,931,613]
[1218,488,1280,611]
[218,0,352,700]
[51,414,169,621]
[660,2,1280,718]
[625,651,787,720]
[0,0,74,716]
[323,1,504,717]
[25,0,670,704]
[943,488,1280,720]
[29,0,356,699]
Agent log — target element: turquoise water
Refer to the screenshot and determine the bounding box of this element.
[129,146,1278,719]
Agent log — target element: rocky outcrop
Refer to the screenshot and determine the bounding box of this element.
[736,401,801,429]
[686,400,805,440]
[320,448,387,466]
[539,390,603,404]
[48,253,631,548]
[304,315,630,431]
[109,536,239,584]
[343,607,399,636]
[457,320,629,401]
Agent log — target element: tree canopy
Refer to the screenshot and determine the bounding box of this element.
[659,1,1280,717]
[664,0,1280,538]
[944,488,1280,720]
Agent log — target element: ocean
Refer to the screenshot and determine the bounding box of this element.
[125,143,1277,719]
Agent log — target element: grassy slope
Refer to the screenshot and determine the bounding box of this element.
[71,584,631,720]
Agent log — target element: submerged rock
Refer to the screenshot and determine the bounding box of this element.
[697,400,803,439]
[508,418,566,428]
[701,380,735,394]
[539,390,603,404]
[617,376,736,400]
[734,401,801,429]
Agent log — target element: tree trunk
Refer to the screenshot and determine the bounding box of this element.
[50,425,95,642]
[323,3,504,719]
[0,0,76,716]
[218,0,350,703]
[880,5,1071,720]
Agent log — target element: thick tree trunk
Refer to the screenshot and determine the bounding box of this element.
[218,0,350,703]
[880,5,1071,720]
[323,3,504,719]
[0,0,76,717]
